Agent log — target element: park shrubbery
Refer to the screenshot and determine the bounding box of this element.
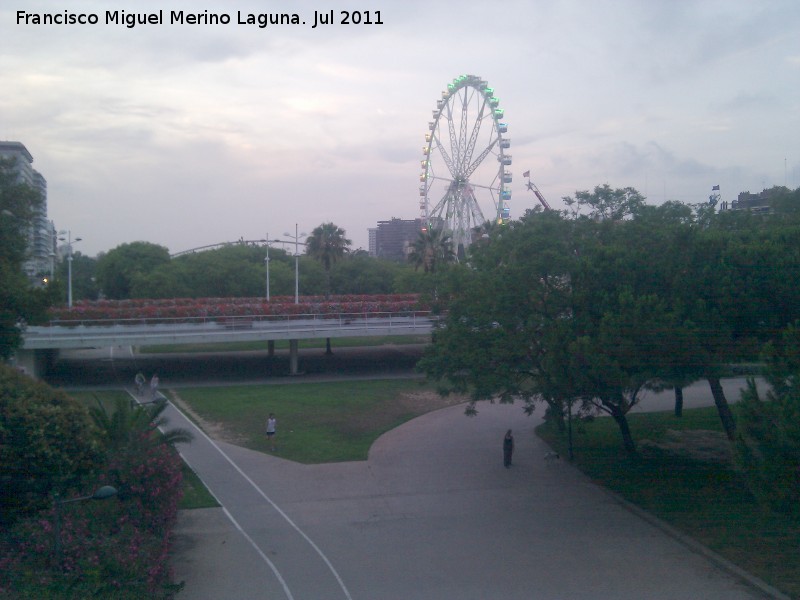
[734,323,800,516]
[47,293,427,323]
[0,365,187,598]
[0,365,101,523]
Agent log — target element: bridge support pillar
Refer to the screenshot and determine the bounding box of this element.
[13,348,58,379]
[267,340,275,357]
[289,339,299,375]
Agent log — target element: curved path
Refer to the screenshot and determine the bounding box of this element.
[166,378,781,600]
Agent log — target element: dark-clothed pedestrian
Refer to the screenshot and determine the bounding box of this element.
[503,429,514,468]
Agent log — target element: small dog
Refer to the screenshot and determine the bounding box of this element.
[544,451,560,461]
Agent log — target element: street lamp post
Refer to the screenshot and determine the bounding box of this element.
[265,233,270,301]
[283,223,306,304]
[53,485,117,570]
[58,230,82,308]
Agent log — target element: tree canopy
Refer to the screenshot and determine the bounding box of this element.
[419,187,800,452]
[0,157,50,358]
[305,222,351,298]
[408,227,456,273]
[95,241,170,300]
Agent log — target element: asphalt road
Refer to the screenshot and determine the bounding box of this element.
[162,377,784,600]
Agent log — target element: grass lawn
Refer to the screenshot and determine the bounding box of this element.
[140,334,431,354]
[170,379,461,464]
[537,407,800,599]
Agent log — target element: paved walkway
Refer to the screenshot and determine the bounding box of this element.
[162,377,785,600]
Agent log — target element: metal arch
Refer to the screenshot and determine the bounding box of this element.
[170,238,306,258]
[420,75,510,253]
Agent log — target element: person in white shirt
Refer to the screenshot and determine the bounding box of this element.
[266,413,277,451]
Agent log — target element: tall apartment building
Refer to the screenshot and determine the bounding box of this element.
[0,141,54,278]
[372,217,424,261]
[368,227,378,257]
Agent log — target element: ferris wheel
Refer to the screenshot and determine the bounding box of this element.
[419,74,512,255]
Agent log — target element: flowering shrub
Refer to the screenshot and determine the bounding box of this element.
[0,443,184,599]
[0,474,182,598]
[0,382,186,598]
[48,294,429,324]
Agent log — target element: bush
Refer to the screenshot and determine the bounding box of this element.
[0,378,187,598]
[1,483,183,598]
[734,324,800,515]
[0,364,101,524]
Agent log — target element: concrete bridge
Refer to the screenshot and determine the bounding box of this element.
[17,311,437,377]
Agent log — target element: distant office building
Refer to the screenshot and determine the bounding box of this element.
[373,217,424,262]
[368,227,378,257]
[719,188,779,215]
[0,141,54,278]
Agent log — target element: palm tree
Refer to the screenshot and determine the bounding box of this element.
[408,227,456,274]
[305,222,352,298]
[306,223,352,354]
[89,395,193,453]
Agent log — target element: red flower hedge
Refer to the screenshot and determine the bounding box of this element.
[48,294,430,324]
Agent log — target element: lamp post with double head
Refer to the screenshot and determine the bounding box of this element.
[53,485,117,570]
[57,230,82,308]
[264,233,271,301]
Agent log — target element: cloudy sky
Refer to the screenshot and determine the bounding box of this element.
[2,0,798,256]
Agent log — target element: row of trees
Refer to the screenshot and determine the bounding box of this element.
[57,224,437,304]
[418,184,800,460]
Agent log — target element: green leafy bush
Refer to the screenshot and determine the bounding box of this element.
[1,379,187,598]
[735,324,800,515]
[0,364,101,524]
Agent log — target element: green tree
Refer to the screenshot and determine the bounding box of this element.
[89,396,192,454]
[330,254,400,294]
[0,157,41,265]
[419,195,728,453]
[132,243,298,299]
[735,323,800,515]
[305,222,352,299]
[563,183,646,220]
[408,227,455,273]
[0,364,102,524]
[305,222,351,353]
[54,251,98,302]
[419,212,578,420]
[0,157,50,358]
[568,292,684,452]
[95,241,170,299]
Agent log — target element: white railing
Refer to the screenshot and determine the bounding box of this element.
[23,311,439,349]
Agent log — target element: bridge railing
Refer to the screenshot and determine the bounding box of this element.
[42,310,436,329]
[22,312,440,347]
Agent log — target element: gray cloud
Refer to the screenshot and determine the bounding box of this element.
[3,0,798,254]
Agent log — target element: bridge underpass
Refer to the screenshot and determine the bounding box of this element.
[17,312,436,380]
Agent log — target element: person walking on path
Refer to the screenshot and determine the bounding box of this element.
[266,413,277,451]
[503,429,514,468]
[150,373,160,400]
[134,371,146,396]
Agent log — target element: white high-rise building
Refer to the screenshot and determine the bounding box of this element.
[0,141,54,279]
